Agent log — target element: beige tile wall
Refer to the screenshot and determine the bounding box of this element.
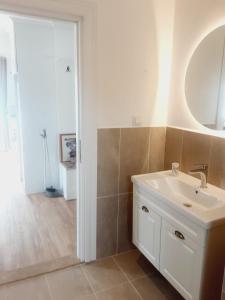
[97,127,166,258]
[97,126,225,296]
[97,126,225,258]
[164,127,225,190]
[165,127,225,299]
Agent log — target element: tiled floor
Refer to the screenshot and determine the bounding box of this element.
[0,250,184,300]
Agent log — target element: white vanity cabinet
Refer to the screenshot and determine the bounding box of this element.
[132,186,225,300]
[133,194,161,269]
[160,220,202,300]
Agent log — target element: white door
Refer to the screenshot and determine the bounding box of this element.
[133,195,161,269]
[160,220,202,300]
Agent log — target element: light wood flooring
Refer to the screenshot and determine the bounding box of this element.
[0,189,77,281]
[0,151,77,284]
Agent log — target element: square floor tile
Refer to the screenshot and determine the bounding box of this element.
[114,250,156,281]
[4,276,51,300]
[46,266,93,300]
[132,274,184,300]
[0,286,7,300]
[96,282,141,300]
[82,257,127,292]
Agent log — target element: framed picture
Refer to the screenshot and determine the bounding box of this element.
[60,134,76,163]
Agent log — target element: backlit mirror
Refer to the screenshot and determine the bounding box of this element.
[185,26,225,130]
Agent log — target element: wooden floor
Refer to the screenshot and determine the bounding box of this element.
[0,151,77,284]
[0,189,76,273]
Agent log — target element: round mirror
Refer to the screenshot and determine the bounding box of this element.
[185,26,225,130]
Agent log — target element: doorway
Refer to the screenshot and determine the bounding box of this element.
[0,12,80,284]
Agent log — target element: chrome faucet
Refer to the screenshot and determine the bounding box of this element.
[189,164,208,189]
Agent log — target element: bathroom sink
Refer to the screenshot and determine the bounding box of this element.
[132,170,225,229]
[144,176,222,210]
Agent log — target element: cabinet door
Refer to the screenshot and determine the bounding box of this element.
[133,197,161,269]
[160,220,202,300]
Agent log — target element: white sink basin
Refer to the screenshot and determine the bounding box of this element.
[132,171,225,229]
[132,170,225,224]
[145,176,222,210]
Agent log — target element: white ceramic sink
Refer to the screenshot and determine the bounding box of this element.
[144,176,222,210]
[132,171,225,226]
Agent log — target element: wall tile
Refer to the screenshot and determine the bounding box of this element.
[119,128,150,193]
[97,129,120,197]
[181,131,213,173]
[164,127,183,170]
[97,196,118,258]
[208,137,225,189]
[149,127,166,172]
[117,193,135,253]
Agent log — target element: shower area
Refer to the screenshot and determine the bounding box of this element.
[0,13,78,283]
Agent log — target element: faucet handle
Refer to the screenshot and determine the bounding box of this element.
[193,163,208,170]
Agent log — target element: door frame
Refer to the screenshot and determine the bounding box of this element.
[0,0,97,262]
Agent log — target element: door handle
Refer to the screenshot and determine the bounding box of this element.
[175,230,185,240]
[142,206,149,213]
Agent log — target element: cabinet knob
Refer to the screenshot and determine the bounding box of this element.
[142,206,149,213]
[175,230,185,240]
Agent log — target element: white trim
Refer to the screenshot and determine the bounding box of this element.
[0,0,97,262]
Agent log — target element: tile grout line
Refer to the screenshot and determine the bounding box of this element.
[94,248,137,265]
[116,128,122,254]
[80,261,129,296]
[98,192,133,200]
[147,127,151,171]
[207,135,214,176]
[163,127,166,169]
[44,274,54,300]
[92,280,132,296]
[112,257,144,300]
[113,248,137,258]
[179,130,184,167]
[80,265,98,300]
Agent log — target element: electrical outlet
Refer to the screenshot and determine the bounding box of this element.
[132,116,142,127]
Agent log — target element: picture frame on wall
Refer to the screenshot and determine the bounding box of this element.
[60,134,76,163]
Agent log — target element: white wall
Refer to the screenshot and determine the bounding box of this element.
[168,0,225,136]
[96,0,175,128]
[0,17,16,114]
[3,0,225,134]
[54,22,76,133]
[13,18,76,194]
[0,0,175,131]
